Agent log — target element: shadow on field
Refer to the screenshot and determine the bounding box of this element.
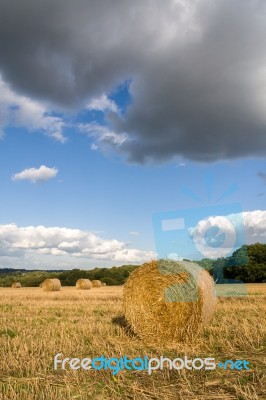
[112,315,138,338]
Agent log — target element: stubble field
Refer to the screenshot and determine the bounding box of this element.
[0,284,265,400]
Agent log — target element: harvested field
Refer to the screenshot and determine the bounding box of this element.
[0,284,265,400]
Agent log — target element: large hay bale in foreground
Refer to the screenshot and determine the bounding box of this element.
[42,278,61,292]
[92,280,102,287]
[123,260,217,345]
[76,278,92,290]
[12,282,21,288]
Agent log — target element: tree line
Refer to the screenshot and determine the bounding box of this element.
[197,243,266,283]
[0,243,265,287]
[0,265,138,287]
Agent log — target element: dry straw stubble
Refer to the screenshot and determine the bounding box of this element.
[41,278,61,292]
[76,278,92,290]
[123,260,217,346]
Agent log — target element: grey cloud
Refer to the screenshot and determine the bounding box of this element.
[257,172,266,184]
[0,0,150,106]
[1,0,266,162]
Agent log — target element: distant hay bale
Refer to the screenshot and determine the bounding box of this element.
[76,278,92,290]
[102,282,107,286]
[12,282,21,288]
[123,260,217,345]
[92,280,102,287]
[42,278,61,292]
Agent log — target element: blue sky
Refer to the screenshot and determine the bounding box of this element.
[0,0,265,269]
[0,105,265,269]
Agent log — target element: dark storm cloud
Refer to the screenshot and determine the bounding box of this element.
[0,0,266,162]
[0,0,155,106]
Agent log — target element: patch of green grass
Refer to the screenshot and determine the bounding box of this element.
[0,328,18,338]
[93,308,107,317]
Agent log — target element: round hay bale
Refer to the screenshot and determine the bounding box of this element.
[102,282,107,286]
[76,278,92,290]
[42,278,61,292]
[12,282,21,288]
[123,260,217,345]
[92,280,102,288]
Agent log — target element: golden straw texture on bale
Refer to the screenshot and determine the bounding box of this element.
[76,278,92,290]
[123,260,217,345]
[42,278,61,292]
[12,282,21,288]
[92,280,102,287]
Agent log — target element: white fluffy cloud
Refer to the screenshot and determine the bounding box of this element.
[190,210,266,258]
[12,165,58,183]
[0,76,66,142]
[0,224,155,264]
[242,210,266,240]
[87,94,118,113]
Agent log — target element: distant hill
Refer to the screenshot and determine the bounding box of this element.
[0,268,65,275]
